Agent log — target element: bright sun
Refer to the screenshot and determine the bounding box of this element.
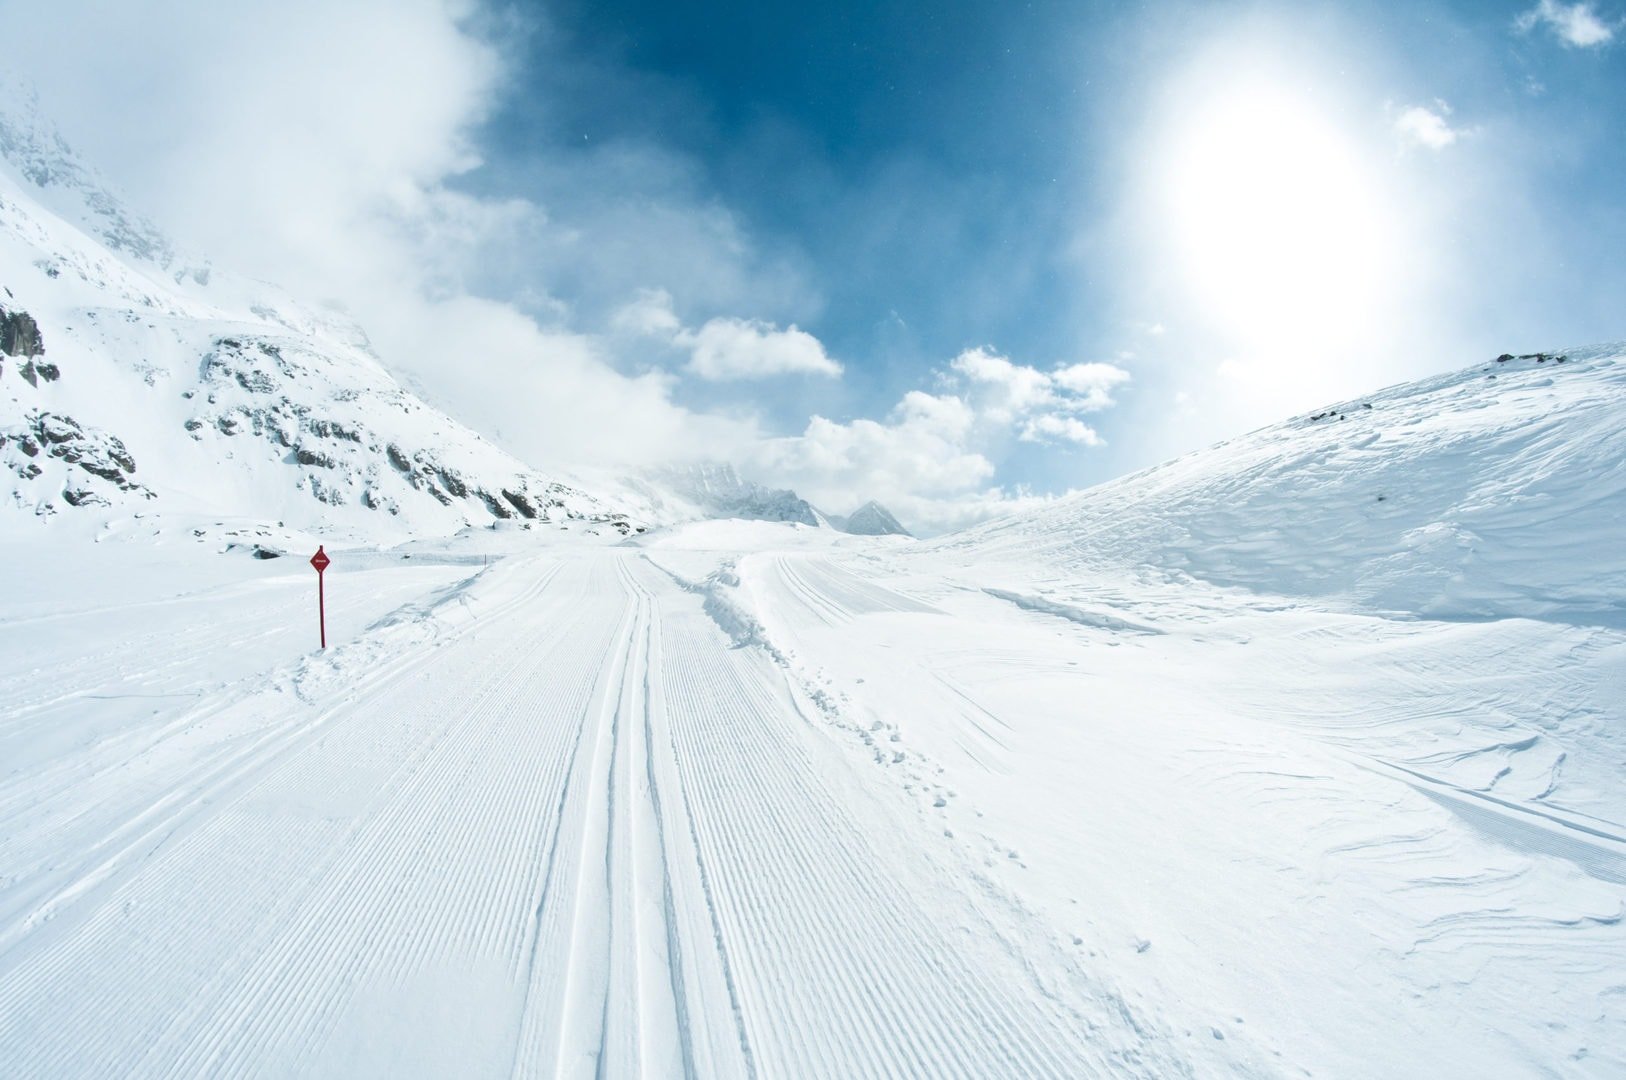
[1160,82,1398,371]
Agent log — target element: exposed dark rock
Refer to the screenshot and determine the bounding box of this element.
[436,468,469,499]
[77,458,127,483]
[234,369,276,393]
[36,413,83,444]
[295,447,336,469]
[23,360,60,383]
[502,489,538,519]
[307,418,362,442]
[1,307,44,357]
[480,491,513,519]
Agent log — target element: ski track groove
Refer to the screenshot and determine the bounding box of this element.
[136,564,589,1075]
[0,550,1136,1078]
[657,562,1098,1077]
[0,561,564,949]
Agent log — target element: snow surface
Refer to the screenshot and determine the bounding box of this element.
[3,350,1623,1077]
[3,87,1624,1080]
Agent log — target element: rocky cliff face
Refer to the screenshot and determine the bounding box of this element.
[1,304,44,357]
[0,100,637,539]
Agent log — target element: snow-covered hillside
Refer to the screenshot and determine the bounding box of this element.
[0,100,635,544]
[941,346,1626,623]
[625,461,824,527]
[2,342,1623,1075]
[834,498,912,536]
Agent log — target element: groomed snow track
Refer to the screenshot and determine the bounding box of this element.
[0,550,1148,1078]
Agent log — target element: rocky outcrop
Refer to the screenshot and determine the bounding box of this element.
[1,306,44,357]
[185,334,634,533]
[1,409,151,504]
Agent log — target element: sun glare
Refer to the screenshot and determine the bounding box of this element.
[1160,81,1398,373]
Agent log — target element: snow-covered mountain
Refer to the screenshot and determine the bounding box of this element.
[0,98,637,545]
[940,346,1626,623]
[591,461,826,530]
[831,499,911,537]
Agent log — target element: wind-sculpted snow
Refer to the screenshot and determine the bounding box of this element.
[0,544,1199,1077]
[1,517,1623,1074]
[942,346,1626,624]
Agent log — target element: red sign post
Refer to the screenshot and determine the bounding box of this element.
[310,545,331,649]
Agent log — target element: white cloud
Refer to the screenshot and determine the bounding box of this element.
[1393,102,1464,150]
[1051,362,1134,410]
[0,1,1122,527]
[949,347,1056,418]
[1019,415,1103,446]
[758,385,1093,535]
[751,345,1131,533]
[937,347,1130,445]
[682,317,841,380]
[611,287,684,338]
[1515,1,1617,47]
[611,290,841,381]
[0,0,799,471]
[758,391,992,509]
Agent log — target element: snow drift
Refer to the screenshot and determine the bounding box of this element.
[943,346,1626,623]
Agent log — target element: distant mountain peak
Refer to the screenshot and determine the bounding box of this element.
[840,499,911,537]
[636,461,821,527]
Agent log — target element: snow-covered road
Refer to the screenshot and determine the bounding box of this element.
[0,549,1172,1077]
[3,534,1623,1077]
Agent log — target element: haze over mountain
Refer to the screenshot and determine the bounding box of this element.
[0,99,638,546]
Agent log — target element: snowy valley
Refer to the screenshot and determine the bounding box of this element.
[2,98,1624,1079]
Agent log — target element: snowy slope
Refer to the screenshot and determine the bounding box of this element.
[836,498,912,537]
[0,100,636,544]
[940,346,1626,622]
[624,461,823,527]
[1,348,1623,1075]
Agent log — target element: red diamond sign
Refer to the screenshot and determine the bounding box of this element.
[310,546,330,649]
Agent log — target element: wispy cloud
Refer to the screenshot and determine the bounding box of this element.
[1019,415,1103,446]
[613,289,841,380]
[0,0,794,471]
[1515,1,1617,47]
[0,0,1123,530]
[1393,101,1466,150]
[946,347,1131,436]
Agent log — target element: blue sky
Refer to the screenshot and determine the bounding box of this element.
[6,0,1625,531]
